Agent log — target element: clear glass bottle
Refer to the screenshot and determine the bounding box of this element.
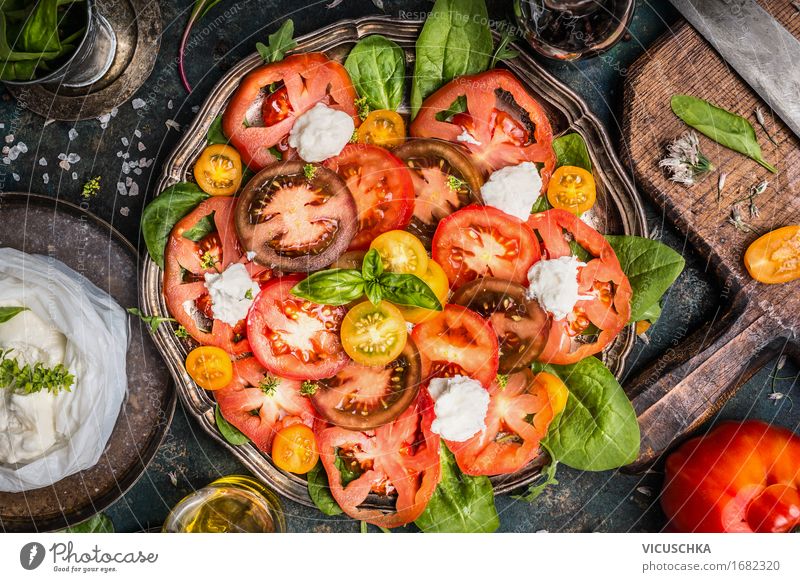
[163,475,286,533]
[513,0,635,61]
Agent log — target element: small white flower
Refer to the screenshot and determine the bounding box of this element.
[659,131,714,186]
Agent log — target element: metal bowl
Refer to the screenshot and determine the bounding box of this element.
[141,16,647,510]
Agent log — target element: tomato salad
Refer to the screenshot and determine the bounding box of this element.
[141,1,683,532]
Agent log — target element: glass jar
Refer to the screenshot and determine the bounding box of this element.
[513,0,635,61]
[163,475,287,533]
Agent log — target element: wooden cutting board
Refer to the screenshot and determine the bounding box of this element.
[621,1,800,467]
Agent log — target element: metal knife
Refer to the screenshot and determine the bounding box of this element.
[669,0,800,140]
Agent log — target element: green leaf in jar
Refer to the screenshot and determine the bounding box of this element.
[290,269,365,306]
[0,306,28,324]
[670,95,777,173]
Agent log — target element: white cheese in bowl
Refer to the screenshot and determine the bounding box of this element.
[288,103,354,162]
[480,161,543,221]
[428,375,490,442]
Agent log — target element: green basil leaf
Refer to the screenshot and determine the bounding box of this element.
[307,462,344,516]
[671,95,777,173]
[415,444,499,533]
[19,0,60,53]
[141,182,210,269]
[378,273,442,310]
[344,35,405,111]
[536,357,640,471]
[364,280,383,306]
[257,19,296,63]
[361,248,384,281]
[181,211,216,242]
[291,269,365,306]
[206,115,227,144]
[59,514,114,534]
[410,0,493,118]
[605,235,685,323]
[434,94,467,122]
[552,132,592,171]
[0,306,28,324]
[529,195,553,214]
[215,405,250,446]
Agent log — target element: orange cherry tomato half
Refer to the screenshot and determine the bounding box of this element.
[744,225,800,284]
[193,144,243,196]
[357,109,406,148]
[396,260,450,324]
[185,346,234,390]
[271,424,319,474]
[546,165,596,215]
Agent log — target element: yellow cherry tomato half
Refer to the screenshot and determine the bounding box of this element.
[185,346,233,390]
[357,109,406,148]
[547,165,597,215]
[341,301,408,367]
[369,230,429,277]
[396,260,449,324]
[194,144,243,196]
[271,424,319,474]
[744,225,800,284]
[533,371,569,417]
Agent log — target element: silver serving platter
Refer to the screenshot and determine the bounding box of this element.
[141,16,647,509]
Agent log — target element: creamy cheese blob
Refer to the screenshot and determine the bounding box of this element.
[480,162,543,221]
[456,128,482,146]
[204,263,261,326]
[526,255,590,320]
[428,375,490,442]
[288,103,354,162]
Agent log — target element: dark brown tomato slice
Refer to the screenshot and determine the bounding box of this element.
[394,139,484,247]
[235,161,358,272]
[451,278,548,374]
[411,304,499,388]
[247,275,350,381]
[310,336,421,430]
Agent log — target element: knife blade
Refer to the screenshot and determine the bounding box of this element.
[669,0,800,140]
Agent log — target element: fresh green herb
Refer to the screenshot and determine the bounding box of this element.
[754,107,777,146]
[59,514,114,534]
[0,348,75,395]
[268,146,283,161]
[303,164,318,180]
[535,357,640,471]
[489,29,519,68]
[242,117,251,128]
[447,174,466,191]
[200,250,217,270]
[495,374,508,389]
[174,325,190,339]
[0,306,28,324]
[181,212,216,242]
[361,247,384,281]
[552,133,592,171]
[604,235,685,323]
[244,288,254,301]
[410,0,493,118]
[568,240,592,262]
[255,19,297,64]
[415,443,499,533]
[513,445,559,503]
[206,114,227,144]
[215,405,250,446]
[530,196,553,214]
[258,375,278,396]
[344,35,406,112]
[179,0,226,92]
[292,269,366,306]
[81,176,101,199]
[307,462,344,516]
[300,380,318,396]
[659,131,714,186]
[360,521,368,534]
[354,96,371,121]
[126,307,176,333]
[334,449,363,486]
[434,94,467,122]
[141,182,210,268]
[349,129,359,143]
[671,95,777,173]
[377,273,442,309]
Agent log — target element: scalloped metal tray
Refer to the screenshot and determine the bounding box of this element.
[141,16,647,510]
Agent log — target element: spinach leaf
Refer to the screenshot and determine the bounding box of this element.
[434,94,467,122]
[0,306,28,324]
[206,115,227,144]
[605,235,685,323]
[307,462,344,516]
[671,95,777,173]
[344,35,405,111]
[639,301,662,325]
[182,211,216,242]
[141,182,209,268]
[59,513,114,533]
[334,449,362,486]
[215,405,249,446]
[536,357,640,471]
[552,132,592,171]
[256,19,296,63]
[410,0,492,118]
[415,444,499,533]
[530,195,553,214]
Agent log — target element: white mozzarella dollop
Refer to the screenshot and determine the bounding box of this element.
[480,161,543,221]
[525,255,590,320]
[204,263,261,326]
[288,103,354,162]
[428,375,490,442]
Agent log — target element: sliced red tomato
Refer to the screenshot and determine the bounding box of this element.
[526,209,632,364]
[324,144,414,250]
[446,370,567,476]
[411,304,499,388]
[247,275,349,380]
[215,357,315,452]
[163,197,271,355]
[315,391,441,528]
[222,53,359,169]
[410,69,555,183]
[432,204,541,290]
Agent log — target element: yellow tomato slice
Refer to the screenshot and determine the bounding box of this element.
[194,144,243,196]
[744,225,800,284]
[340,301,408,367]
[534,371,569,417]
[271,424,318,474]
[185,346,233,390]
[357,109,406,148]
[547,165,596,215]
[369,230,428,277]
[396,260,450,324]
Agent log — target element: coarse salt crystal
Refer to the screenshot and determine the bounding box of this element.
[116,182,127,195]
[59,160,71,171]
[5,135,14,143]
[137,142,146,151]
[120,207,130,216]
[71,172,77,180]
[165,119,181,131]
[132,98,146,110]
[128,182,139,197]
[121,137,129,147]
[66,153,80,163]
[68,128,78,141]
[43,173,49,184]
[38,157,47,166]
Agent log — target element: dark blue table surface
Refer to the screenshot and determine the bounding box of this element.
[1,0,797,533]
